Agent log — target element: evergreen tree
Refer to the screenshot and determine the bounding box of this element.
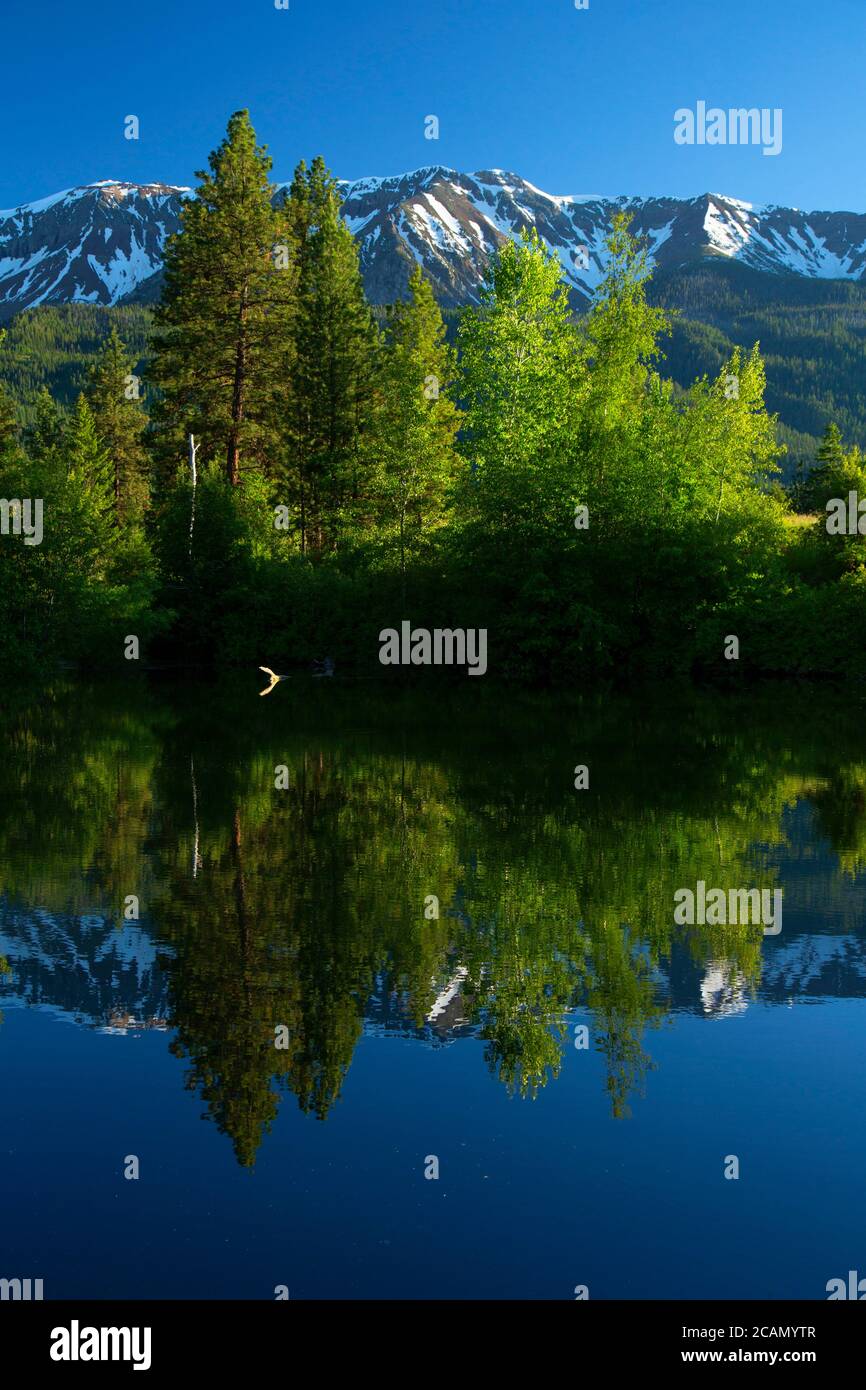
[87,326,148,523]
[283,156,377,554]
[818,421,844,466]
[0,392,157,670]
[23,387,65,468]
[149,109,294,486]
[802,422,847,510]
[0,383,18,457]
[0,331,19,456]
[64,396,116,560]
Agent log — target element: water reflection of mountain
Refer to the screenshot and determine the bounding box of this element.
[760,932,866,1003]
[0,921,480,1045]
[5,903,866,1041]
[0,903,170,1029]
[666,929,866,1019]
[365,967,476,1044]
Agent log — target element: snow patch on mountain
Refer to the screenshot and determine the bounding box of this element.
[88,239,162,298]
[704,200,753,257]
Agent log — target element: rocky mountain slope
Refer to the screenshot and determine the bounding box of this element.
[0,180,189,320]
[3,167,866,320]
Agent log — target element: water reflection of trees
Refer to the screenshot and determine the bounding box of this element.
[2,678,865,1163]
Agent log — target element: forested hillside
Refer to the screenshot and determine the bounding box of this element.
[650,261,866,473]
[0,304,152,425]
[4,266,865,475]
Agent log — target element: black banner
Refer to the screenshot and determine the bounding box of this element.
[0,1299,862,1376]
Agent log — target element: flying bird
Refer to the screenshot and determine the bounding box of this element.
[258,666,288,697]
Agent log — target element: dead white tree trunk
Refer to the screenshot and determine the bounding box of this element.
[188,433,199,560]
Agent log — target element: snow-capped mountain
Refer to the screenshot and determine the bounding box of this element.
[340,169,866,305]
[3,166,866,320]
[0,180,191,320]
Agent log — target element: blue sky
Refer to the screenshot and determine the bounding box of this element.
[2,0,864,210]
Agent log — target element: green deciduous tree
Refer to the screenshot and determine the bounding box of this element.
[456,229,587,536]
[583,212,669,436]
[365,266,460,582]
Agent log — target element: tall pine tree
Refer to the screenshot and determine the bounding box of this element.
[150,110,294,486]
[0,331,18,456]
[802,422,846,510]
[66,395,115,550]
[0,384,17,457]
[87,326,148,523]
[23,387,65,469]
[282,156,377,554]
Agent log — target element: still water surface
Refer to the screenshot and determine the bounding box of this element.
[1,678,865,1299]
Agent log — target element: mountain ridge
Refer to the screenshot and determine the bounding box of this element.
[3,168,866,321]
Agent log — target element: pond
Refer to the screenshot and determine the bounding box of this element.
[1,676,865,1299]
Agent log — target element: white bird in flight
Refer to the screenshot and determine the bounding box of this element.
[259,658,333,695]
[258,666,288,697]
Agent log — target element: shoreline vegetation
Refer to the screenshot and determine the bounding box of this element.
[2,110,866,685]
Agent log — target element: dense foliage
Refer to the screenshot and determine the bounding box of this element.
[2,109,866,683]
